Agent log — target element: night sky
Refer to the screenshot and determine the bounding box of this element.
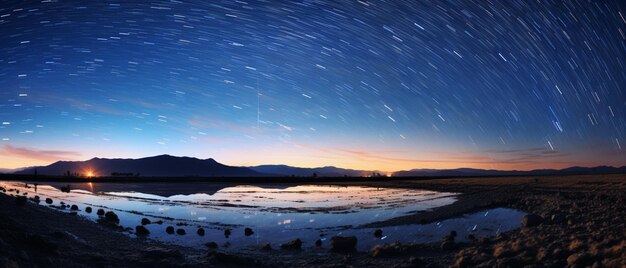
[1,0,625,171]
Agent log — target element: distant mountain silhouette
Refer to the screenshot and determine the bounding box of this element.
[0,167,26,174]
[16,155,264,177]
[248,165,377,177]
[392,166,626,177]
[10,155,626,178]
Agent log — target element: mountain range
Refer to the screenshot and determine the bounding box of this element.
[10,154,626,177]
[14,155,262,177]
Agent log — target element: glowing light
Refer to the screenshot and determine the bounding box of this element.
[83,168,97,178]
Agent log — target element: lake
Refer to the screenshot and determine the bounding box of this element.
[0,181,524,251]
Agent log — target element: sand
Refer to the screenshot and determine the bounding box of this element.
[0,174,624,267]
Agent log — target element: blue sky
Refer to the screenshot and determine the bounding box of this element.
[1,0,625,171]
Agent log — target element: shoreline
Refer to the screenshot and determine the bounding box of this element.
[0,174,624,267]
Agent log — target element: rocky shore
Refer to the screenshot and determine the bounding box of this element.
[0,174,624,267]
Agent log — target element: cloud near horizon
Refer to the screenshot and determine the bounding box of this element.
[1,145,82,162]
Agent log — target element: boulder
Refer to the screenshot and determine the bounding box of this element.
[244,227,254,236]
[315,239,322,247]
[374,229,383,238]
[141,218,151,225]
[166,226,175,234]
[197,228,205,236]
[70,205,79,210]
[261,243,272,251]
[45,198,53,204]
[96,209,105,216]
[15,196,27,206]
[85,207,92,213]
[224,229,231,238]
[176,229,186,235]
[521,214,543,227]
[104,211,119,223]
[135,225,150,236]
[329,236,357,252]
[449,230,458,237]
[280,239,302,250]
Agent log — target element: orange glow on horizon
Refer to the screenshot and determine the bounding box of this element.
[82,167,97,178]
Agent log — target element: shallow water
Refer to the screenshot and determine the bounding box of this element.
[0,181,524,251]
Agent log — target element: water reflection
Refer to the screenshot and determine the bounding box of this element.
[0,181,524,251]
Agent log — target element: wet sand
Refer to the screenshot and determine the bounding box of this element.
[0,174,624,267]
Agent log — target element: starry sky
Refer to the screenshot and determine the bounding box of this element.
[1,0,625,171]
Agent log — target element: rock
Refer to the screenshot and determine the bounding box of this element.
[176,228,186,235]
[45,198,53,204]
[154,220,163,224]
[479,237,490,245]
[197,228,205,236]
[521,214,543,227]
[135,225,149,236]
[96,209,105,216]
[261,243,272,251]
[141,218,151,225]
[569,239,584,251]
[441,240,455,250]
[244,227,254,236]
[166,226,175,234]
[104,211,119,223]
[329,236,357,252]
[567,253,593,266]
[85,207,92,213]
[467,234,476,241]
[374,229,383,238]
[141,247,182,260]
[224,229,231,238]
[15,196,27,206]
[70,205,79,210]
[315,239,322,247]
[280,239,302,250]
[449,230,458,237]
[205,242,218,249]
[34,195,40,201]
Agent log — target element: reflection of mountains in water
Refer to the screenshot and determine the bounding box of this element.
[41,182,293,197]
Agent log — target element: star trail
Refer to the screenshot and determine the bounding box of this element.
[1,0,625,171]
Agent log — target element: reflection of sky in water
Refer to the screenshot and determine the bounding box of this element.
[1,181,524,251]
